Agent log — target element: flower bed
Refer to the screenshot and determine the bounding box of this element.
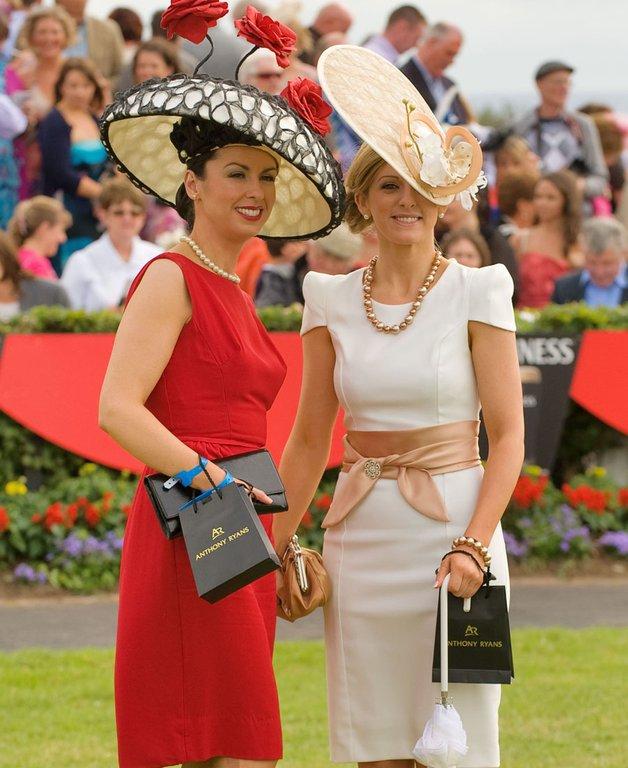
[0,464,135,592]
[502,466,628,562]
[1,462,626,593]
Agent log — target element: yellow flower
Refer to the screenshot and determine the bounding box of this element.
[5,480,27,496]
[79,463,98,477]
[589,467,607,479]
[525,465,543,477]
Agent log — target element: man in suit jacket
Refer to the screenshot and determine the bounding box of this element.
[56,0,124,82]
[552,218,628,306]
[398,22,471,125]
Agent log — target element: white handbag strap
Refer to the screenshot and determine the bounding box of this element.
[440,573,472,704]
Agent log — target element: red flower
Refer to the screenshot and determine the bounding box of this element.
[562,483,610,514]
[280,77,332,136]
[161,0,229,45]
[511,475,548,509]
[121,504,132,517]
[315,493,333,511]
[44,502,65,530]
[67,503,78,525]
[300,510,313,529]
[235,6,297,68]
[619,488,628,507]
[85,506,101,528]
[31,513,42,524]
[0,506,10,533]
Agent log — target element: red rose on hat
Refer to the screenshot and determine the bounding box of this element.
[280,77,332,136]
[235,5,297,68]
[161,0,229,45]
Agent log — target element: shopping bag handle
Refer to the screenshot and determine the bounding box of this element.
[440,574,472,703]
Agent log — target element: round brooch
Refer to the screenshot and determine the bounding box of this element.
[364,460,382,479]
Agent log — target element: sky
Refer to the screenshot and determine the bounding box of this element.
[86,0,628,112]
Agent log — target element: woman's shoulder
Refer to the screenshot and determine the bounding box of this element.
[300,269,363,335]
[466,262,514,292]
[466,264,516,331]
[302,268,363,303]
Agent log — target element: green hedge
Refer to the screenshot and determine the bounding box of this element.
[1,301,626,335]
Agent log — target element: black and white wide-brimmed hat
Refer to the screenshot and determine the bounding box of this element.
[100,6,345,240]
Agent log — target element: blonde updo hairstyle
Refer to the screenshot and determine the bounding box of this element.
[344,143,385,234]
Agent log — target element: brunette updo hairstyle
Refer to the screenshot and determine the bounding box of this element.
[170,117,264,228]
[344,143,385,234]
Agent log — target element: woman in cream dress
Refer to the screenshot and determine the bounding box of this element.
[275,47,524,768]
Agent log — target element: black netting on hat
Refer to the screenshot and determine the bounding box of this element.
[101,74,345,240]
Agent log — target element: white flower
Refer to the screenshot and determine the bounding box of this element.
[415,133,449,186]
[449,141,473,180]
[457,170,488,210]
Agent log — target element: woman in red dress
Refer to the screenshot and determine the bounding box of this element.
[512,170,583,308]
[97,16,343,766]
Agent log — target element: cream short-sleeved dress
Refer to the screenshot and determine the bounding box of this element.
[300,260,516,767]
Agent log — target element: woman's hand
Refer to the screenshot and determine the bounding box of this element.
[434,549,484,599]
[233,478,273,506]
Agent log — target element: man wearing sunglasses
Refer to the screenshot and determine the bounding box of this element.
[238,48,286,95]
[61,178,161,311]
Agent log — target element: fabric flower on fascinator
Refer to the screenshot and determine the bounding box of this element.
[235,5,297,69]
[280,77,333,136]
[160,0,229,45]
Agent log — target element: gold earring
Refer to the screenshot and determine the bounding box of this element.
[363,213,370,220]
[438,212,445,219]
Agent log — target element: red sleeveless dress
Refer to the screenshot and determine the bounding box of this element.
[115,252,287,768]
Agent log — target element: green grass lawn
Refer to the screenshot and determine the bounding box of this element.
[0,629,626,767]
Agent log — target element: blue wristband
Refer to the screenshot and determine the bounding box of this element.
[178,470,235,511]
[164,457,209,490]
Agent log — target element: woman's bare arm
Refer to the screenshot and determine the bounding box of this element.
[99,260,229,490]
[76,176,102,199]
[436,321,524,596]
[274,327,339,556]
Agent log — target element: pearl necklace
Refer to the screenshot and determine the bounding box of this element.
[363,251,442,334]
[180,235,241,284]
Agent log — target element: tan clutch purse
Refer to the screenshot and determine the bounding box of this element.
[277,535,331,622]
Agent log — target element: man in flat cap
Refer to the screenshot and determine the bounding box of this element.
[511,61,608,201]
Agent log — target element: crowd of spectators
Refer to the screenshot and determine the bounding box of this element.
[0,1,626,324]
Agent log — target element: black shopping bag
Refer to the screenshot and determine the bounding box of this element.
[432,584,514,684]
[179,481,280,603]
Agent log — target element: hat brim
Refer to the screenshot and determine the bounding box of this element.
[318,46,484,206]
[101,75,345,240]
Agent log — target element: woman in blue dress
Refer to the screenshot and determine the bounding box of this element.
[37,57,110,273]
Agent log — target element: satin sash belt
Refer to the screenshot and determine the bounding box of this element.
[323,420,481,528]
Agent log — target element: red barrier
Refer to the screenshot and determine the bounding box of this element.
[0,330,626,474]
[0,333,346,473]
[569,330,628,434]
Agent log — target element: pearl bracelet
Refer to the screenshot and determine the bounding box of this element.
[452,535,491,567]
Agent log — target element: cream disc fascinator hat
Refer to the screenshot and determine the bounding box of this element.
[318,45,487,209]
[100,6,345,240]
